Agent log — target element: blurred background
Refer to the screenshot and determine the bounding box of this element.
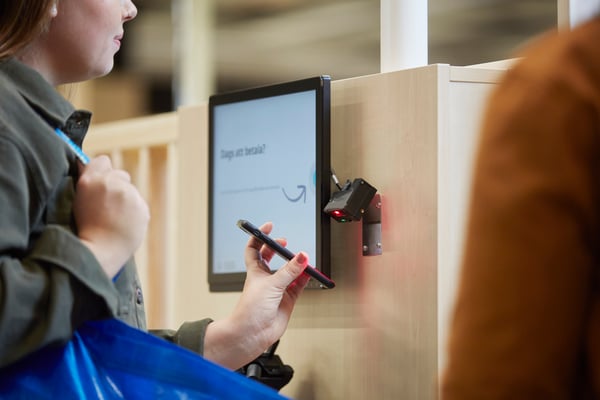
[77,0,557,123]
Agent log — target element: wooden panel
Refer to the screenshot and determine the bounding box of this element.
[297,66,439,400]
[173,104,219,323]
[86,113,178,328]
[145,146,169,328]
[163,142,178,328]
[437,68,500,376]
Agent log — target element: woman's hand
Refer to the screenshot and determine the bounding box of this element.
[73,155,150,279]
[203,222,310,370]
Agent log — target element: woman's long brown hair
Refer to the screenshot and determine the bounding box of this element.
[0,1,55,60]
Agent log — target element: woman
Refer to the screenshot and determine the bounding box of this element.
[0,0,310,371]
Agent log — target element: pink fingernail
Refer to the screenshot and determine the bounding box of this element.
[296,252,307,264]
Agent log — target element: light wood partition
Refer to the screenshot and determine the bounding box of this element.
[84,113,179,328]
[85,63,505,399]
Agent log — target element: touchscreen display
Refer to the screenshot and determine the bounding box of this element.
[208,76,330,291]
[211,91,317,274]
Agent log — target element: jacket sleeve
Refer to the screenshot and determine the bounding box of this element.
[0,138,119,368]
[441,58,600,396]
[150,319,214,355]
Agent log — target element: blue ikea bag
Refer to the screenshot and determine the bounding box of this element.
[0,318,289,399]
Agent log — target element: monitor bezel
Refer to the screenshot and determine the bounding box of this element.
[207,75,331,292]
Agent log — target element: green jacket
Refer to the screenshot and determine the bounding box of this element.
[0,58,211,368]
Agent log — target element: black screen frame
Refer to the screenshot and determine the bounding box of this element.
[207,75,331,292]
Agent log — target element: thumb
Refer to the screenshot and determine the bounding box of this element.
[271,252,308,289]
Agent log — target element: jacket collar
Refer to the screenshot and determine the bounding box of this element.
[0,58,92,146]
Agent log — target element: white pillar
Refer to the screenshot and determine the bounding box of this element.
[558,0,600,29]
[172,0,216,107]
[380,0,428,72]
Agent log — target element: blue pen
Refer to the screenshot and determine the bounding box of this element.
[54,127,90,165]
[53,128,124,281]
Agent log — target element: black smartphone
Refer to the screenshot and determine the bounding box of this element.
[237,219,335,289]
